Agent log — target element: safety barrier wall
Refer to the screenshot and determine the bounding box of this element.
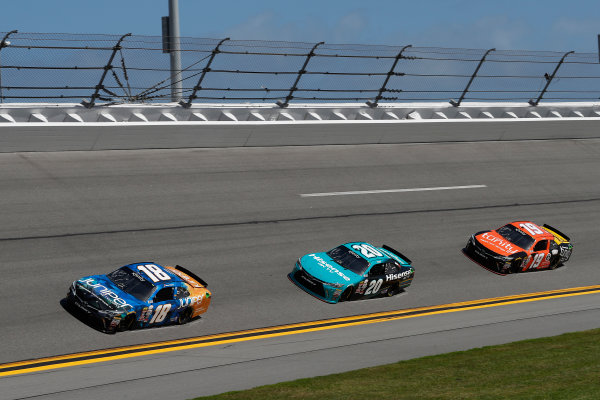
[1,102,599,152]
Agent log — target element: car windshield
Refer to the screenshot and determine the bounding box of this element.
[326,245,370,275]
[496,224,535,250]
[107,266,155,302]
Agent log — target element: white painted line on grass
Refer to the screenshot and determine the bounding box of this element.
[300,184,487,197]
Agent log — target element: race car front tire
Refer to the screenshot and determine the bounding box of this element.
[510,257,526,274]
[339,286,354,302]
[118,314,136,332]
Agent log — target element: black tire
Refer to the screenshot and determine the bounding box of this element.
[549,261,562,270]
[339,286,354,302]
[511,258,523,274]
[118,314,136,332]
[177,308,193,325]
[386,283,399,297]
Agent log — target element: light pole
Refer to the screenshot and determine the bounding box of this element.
[168,0,182,101]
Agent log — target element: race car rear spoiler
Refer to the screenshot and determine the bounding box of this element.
[175,265,208,287]
[543,224,571,241]
[382,245,412,264]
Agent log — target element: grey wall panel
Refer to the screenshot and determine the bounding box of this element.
[1,119,599,152]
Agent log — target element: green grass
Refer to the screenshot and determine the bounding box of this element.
[192,328,600,400]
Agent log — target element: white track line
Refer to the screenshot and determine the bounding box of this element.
[300,184,487,197]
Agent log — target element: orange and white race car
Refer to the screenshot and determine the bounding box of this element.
[463,221,573,275]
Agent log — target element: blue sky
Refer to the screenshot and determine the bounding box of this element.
[1,0,600,52]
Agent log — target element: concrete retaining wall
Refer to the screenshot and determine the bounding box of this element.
[1,102,599,152]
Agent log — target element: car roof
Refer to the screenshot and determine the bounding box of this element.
[505,221,554,240]
[123,262,183,286]
[342,242,393,265]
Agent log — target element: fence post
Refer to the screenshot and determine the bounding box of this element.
[277,41,324,108]
[81,33,132,108]
[366,44,411,108]
[529,50,574,106]
[179,37,229,108]
[450,48,495,107]
[0,30,18,103]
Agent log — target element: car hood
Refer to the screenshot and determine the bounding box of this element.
[300,252,362,285]
[475,231,523,256]
[76,275,140,310]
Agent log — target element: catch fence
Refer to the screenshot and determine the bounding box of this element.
[1,31,599,107]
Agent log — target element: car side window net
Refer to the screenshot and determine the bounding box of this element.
[154,287,174,303]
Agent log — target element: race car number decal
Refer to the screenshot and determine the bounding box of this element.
[352,244,383,258]
[149,304,171,324]
[520,223,544,236]
[138,264,171,283]
[365,279,383,295]
[528,253,545,270]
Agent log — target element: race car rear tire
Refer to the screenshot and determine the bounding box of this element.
[340,286,354,302]
[386,283,400,297]
[549,262,562,270]
[177,308,193,325]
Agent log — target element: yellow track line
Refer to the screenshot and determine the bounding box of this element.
[2,284,600,377]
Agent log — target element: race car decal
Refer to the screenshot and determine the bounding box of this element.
[137,264,171,283]
[526,253,546,270]
[364,279,383,295]
[386,270,412,281]
[519,222,544,236]
[309,254,351,281]
[479,232,518,254]
[148,304,171,324]
[79,278,132,308]
[179,294,204,308]
[355,280,368,294]
[351,244,383,258]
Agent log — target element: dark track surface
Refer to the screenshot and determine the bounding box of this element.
[1,139,599,368]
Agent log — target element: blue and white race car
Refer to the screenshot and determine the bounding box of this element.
[66,262,211,333]
[288,242,414,303]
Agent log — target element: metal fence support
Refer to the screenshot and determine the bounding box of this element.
[0,30,18,103]
[450,48,495,107]
[366,44,411,108]
[529,50,574,106]
[277,41,325,108]
[81,33,131,108]
[179,37,229,108]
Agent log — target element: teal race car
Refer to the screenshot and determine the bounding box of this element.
[288,242,414,304]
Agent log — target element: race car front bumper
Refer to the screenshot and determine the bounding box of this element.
[463,237,512,274]
[66,285,122,333]
[288,262,342,304]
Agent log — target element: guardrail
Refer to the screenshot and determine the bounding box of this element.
[1,101,600,123]
[1,31,599,108]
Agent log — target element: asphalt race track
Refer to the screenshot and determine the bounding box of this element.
[1,136,600,399]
